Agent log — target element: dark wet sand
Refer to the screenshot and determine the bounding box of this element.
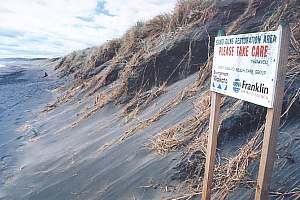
[0,60,58,198]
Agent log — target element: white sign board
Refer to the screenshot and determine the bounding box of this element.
[210,30,281,108]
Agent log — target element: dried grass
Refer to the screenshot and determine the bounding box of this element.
[42,82,85,112]
[73,81,126,126]
[213,127,263,199]
[148,91,211,155]
[82,39,121,74]
[169,0,216,31]
[227,0,262,35]
[143,14,171,38]
[270,187,300,200]
[122,82,198,141]
[122,83,167,122]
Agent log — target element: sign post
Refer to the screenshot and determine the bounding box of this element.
[201,91,221,200]
[255,21,290,200]
[202,21,290,200]
[202,30,224,200]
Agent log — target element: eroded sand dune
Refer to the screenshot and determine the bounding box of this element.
[1,0,300,199]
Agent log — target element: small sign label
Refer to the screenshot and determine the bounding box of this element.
[211,30,281,108]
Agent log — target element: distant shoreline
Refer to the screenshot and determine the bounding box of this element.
[0,58,48,61]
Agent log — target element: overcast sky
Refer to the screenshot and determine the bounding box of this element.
[0,0,177,58]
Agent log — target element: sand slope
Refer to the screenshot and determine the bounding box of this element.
[1,0,300,199]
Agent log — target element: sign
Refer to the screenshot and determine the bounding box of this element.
[210,30,281,108]
[202,22,290,200]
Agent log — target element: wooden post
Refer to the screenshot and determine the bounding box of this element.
[255,21,290,200]
[202,92,221,200]
[201,29,224,200]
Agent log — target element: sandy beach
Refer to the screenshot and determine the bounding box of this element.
[0,59,58,198]
[0,1,299,199]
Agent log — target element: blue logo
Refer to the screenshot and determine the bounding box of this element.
[233,78,241,93]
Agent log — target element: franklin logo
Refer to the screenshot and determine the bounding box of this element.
[233,78,241,93]
[241,80,269,94]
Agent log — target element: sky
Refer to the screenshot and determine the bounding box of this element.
[0,0,177,58]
